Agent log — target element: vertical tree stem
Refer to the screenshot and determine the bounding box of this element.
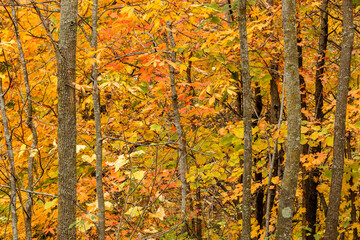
[57,0,78,238]
[275,0,301,238]
[238,0,252,238]
[324,0,354,238]
[91,0,106,238]
[166,21,188,234]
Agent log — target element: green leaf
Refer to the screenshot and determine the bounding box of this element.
[324,169,332,179]
[220,134,235,147]
[210,15,220,24]
[44,199,57,210]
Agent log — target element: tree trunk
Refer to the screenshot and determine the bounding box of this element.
[347,134,359,240]
[0,76,18,240]
[57,0,78,238]
[314,0,328,121]
[269,56,281,125]
[303,1,329,238]
[166,21,188,234]
[10,1,39,239]
[265,0,281,234]
[238,0,252,238]
[275,0,301,238]
[91,0,106,238]
[324,0,354,237]
[254,85,264,230]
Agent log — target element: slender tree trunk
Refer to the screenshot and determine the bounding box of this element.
[0,78,18,240]
[347,134,359,240]
[166,21,188,234]
[10,2,39,239]
[265,81,285,238]
[186,56,202,240]
[254,83,264,230]
[303,1,328,238]
[275,0,301,239]
[57,0,78,238]
[297,31,313,240]
[225,0,234,25]
[91,0,106,238]
[265,0,281,233]
[314,0,328,121]
[324,0,354,238]
[269,56,281,125]
[238,0,252,238]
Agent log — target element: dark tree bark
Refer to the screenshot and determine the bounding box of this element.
[303,1,329,239]
[57,0,78,238]
[238,0,252,238]
[347,134,359,240]
[91,0,106,238]
[269,56,281,125]
[324,1,354,237]
[254,84,264,230]
[275,0,301,239]
[314,0,328,121]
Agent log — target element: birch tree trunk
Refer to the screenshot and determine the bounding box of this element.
[238,0,252,238]
[324,0,354,238]
[57,0,78,238]
[91,0,106,238]
[275,0,301,238]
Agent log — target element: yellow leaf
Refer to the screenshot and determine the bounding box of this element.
[76,145,86,153]
[166,59,178,69]
[30,149,38,157]
[317,184,328,194]
[143,130,154,141]
[325,136,333,147]
[150,206,166,220]
[180,64,188,73]
[108,155,128,172]
[121,6,134,16]
[271,176,280,185]
[44,199,57,210]
[130,150,145,157]
[105,201,113,210]
[18,144,27,158]
[189,57,199,61]
[132,170,146,181]
[27,134,33,141]
[77,217,95,233]
[125,206,143,218]
[309,131,319,140]
[82,154,96,163]
[143,227,158,234]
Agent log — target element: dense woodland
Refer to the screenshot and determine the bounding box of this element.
[0,0,359,239]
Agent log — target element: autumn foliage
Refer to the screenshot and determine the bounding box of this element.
[0,0,360,239]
